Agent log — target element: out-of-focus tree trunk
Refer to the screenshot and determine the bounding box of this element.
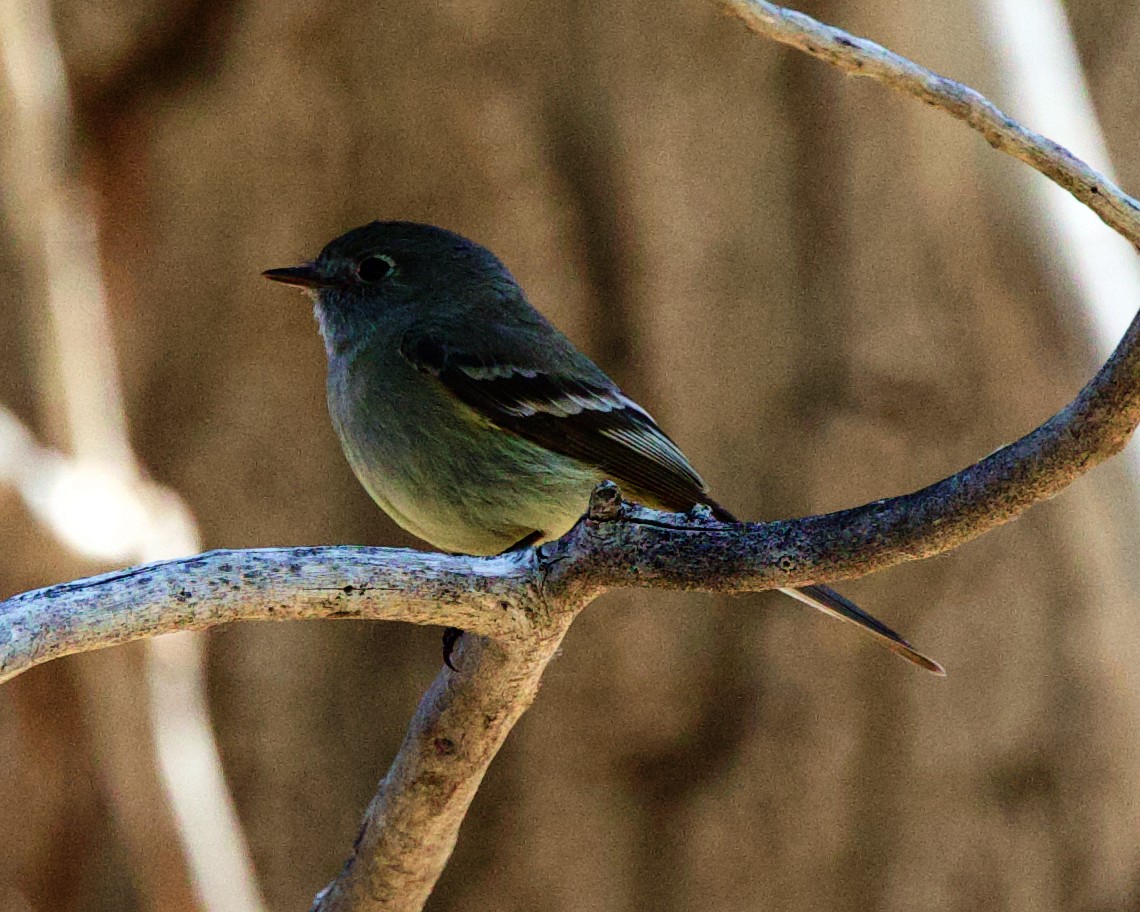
[2,1,1138,910]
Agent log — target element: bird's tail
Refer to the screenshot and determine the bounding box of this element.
[703,497,944,676]
[779,584,944,675]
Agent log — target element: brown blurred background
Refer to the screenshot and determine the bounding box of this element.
[2,0,1140,910]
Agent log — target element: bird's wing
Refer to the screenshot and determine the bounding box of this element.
[400,331,710,510]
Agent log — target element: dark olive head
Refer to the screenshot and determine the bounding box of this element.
[263,221,521,352]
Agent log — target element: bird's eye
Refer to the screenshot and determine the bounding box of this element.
[356,255,396,282]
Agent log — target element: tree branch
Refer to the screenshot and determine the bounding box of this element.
[721,0,1140,249]
[0,547,539,685]
[3,4,1140,912]
[545,306,1140,593]
[310,623,579,912]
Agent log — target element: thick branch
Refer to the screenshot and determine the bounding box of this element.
[310,622,578,912]
[0,547,538,684]
[548,306,1140,591]
[721,0,1140,248]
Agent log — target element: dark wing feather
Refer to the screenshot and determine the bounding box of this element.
[401,332,710,510]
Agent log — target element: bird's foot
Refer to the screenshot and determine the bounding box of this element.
[442,626,462,670]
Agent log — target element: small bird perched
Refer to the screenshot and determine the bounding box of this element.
[264,221,942,675]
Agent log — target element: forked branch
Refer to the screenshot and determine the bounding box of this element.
[0,4,1138,912]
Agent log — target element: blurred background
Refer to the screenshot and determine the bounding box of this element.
[2,0,1140,910]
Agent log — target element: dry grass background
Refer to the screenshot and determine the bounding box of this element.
[2,0,1140,910]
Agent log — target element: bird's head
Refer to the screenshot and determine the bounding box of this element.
[263,221,520,354]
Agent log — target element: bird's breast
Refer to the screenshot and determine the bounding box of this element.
[324,348,599,554]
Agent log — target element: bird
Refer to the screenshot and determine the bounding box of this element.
[263,221,943,675]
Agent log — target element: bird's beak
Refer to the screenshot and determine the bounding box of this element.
[261,264,333,289]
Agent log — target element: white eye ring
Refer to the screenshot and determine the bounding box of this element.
[356,254,397,282]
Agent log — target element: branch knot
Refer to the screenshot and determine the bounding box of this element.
[586,481,624,523]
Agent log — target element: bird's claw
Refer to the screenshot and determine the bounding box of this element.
[442,626,462,670]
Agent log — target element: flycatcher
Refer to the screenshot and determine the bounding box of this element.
[264,221,941,675]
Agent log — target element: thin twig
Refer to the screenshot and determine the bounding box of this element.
[720,0,1140,249]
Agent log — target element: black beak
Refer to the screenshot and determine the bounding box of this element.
[261,264,333,289]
